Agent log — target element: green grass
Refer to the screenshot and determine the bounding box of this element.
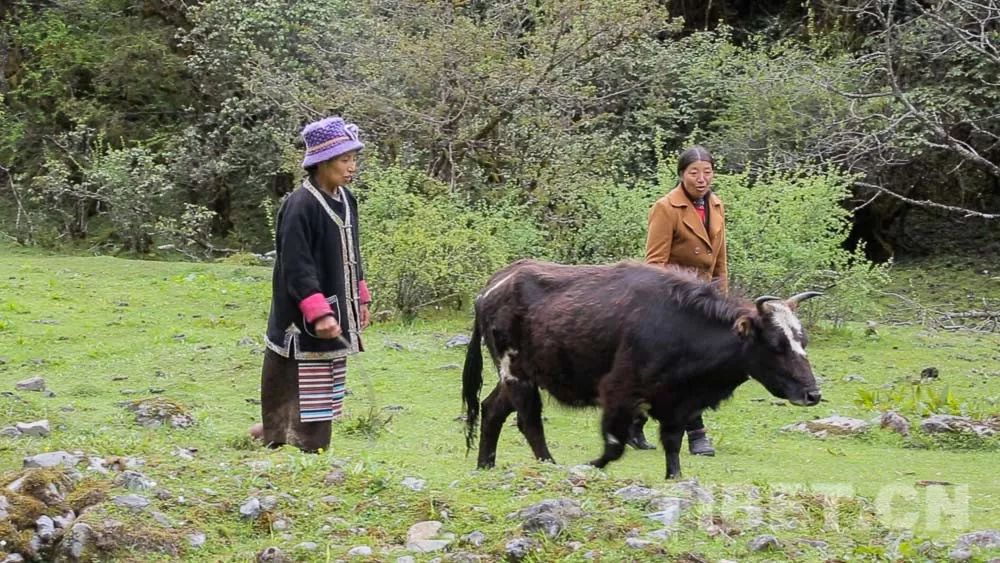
[0,249,998,561]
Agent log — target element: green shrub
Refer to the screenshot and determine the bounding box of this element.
[719,166,890,323]
[357,162,541,321]
[546,157,889,324]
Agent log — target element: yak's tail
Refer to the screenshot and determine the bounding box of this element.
[461,317,484,454]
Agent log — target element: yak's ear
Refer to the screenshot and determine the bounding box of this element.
[733,316,754,339]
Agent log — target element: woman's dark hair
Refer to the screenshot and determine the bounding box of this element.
[677,146,715,176]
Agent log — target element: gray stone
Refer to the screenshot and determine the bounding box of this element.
[114,494,150,512]
[626,538,653,549]
[949,548,973,562]
[842,374,867,383]
[271,518,290,531]
[396,557,417,563]
[504,538,535,561]
[256,546,291,562]
[294,541,318,551]
[321,495,340,505]
[2,554,25,563]
[402,477,426,491]
[347,545,373,557]
[15,420,50,437]
[955,529,1000,550]
[438,364,461,370]
[881,411,911,436]
[36,515,55,541]
[408,521,444,542]
[749,534,781,552]
[1,426,21,438]
[15,377,45,391]
[409,539,452,553]
[462,530,486,547]
[324,469,347,486]
[240,497,262,519]
[63,522,96,560]
[188,532,206,548]
[783,416,869,436]
[922,416,996,437]
[260,495,279,511]
[522,512,566,538]
[645,497,689,526]
[510,498,583,521]
[151,511,174,527]
[115,470,156,491]
[445,335,471,348]
[799,538,829,550]
[23,451,80,469]
[668,479,714,503]
[52,510,75,530]
[615,484,658,502]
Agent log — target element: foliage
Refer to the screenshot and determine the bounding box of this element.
[854,383,989,420]
[719,165,890,322]
[358,161,542,321]
[1,0,997,321]
[26,131,174,253]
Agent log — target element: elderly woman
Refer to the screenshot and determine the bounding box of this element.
[249,116,372,452]
[629,145,727,456]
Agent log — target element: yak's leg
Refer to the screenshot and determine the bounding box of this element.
[508,380,554,463]
[477,385,515,469]
[659,423,685,479]
[588,405,633,469]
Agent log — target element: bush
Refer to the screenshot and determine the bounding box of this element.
[357,162,541,322]
[719,166,890,324]
[550,158,889,324]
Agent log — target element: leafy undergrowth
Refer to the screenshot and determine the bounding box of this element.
[0,251,998,561]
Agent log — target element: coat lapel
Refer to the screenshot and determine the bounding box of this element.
[708,193,723,246]
[669,188,712,248]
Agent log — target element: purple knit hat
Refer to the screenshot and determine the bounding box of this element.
[300,117,364,168]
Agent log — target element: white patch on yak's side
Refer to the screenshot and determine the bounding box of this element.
[768,303,807,357]
[479,273,515,301]
[498,350,518,383]
[606,433,620,446]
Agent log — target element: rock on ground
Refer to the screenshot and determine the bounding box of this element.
[23,451,81,469]
[783,416,869,436]
[15,377,46,391]
[921,415,997,437]
[880,411,911,435]
[749,534,781,552]
[15,420,50,437]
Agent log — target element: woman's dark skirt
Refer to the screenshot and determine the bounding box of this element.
[260,349,332,452]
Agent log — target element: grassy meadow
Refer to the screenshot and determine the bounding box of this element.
[1,245,998,561]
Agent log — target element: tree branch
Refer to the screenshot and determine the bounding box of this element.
[856,181,998,219]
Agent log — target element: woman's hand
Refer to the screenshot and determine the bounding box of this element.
[315,315,343,339]
[360,304,371,330]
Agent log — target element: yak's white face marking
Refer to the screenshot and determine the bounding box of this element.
[768,303,807,357]
[606,433,620,446]
[498,350,518,383]
[479,273,515,301]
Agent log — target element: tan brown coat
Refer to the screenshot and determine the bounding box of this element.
[644,186,728,292]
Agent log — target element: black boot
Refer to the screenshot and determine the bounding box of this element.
[626,416,656,450]
[687,428,715,456]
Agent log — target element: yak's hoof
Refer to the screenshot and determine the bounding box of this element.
[627,435,656,450]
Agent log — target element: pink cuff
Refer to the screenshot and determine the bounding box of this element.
[358,280,372,304]
[300,293,333,323]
